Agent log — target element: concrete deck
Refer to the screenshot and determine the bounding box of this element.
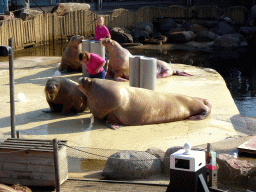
[0,56,255,150]
[1,56,256,192]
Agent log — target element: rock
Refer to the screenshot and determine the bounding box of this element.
[212,21,236,35]
[145,148,165,173]
[247,29,256,49]
[20,9,42,20]
[248,175,256,191]
[50,3,90,16]
[132,22,154,34]
[142,36,167,44]
[132,28,149,43]
[211,21,237,36]
[167,28,185,33]
[217,153,255,189]
[247,5,256,26]
[167,31,195,43]
[186,23,207,34]
[110,27,133,44]
[213,34,242,49]
[159,18,177,32]
[163,146,204,176]
[194,31,219,42]
[239,26,256,37]
[200,20,219,29]
[102,150,161,180]
[145,148,165,161]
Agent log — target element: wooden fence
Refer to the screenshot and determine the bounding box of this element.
[0,5,249,50]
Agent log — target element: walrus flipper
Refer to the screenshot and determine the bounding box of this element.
[105,113,124,129]
[43,102,62,113]
[106,121,123,130]
[187,99,211,120]
[43,109,55,113]
[175,70,192,76]
[187,110,209,120]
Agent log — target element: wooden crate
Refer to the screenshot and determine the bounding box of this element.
[0,138,68,187]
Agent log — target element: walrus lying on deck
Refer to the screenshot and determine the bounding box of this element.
[78,77,212,129]
[44,77,88,115]
[101,38,191,81]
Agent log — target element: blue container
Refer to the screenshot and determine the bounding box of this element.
[0,0,8,14]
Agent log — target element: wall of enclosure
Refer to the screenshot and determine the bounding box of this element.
[0,5,249,50]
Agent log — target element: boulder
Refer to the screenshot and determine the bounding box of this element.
[248,175,256,191]
[167,31,195,43]
[142,36,168,45]
[167,28,185,33]
[145,148,165,161]
[247,5,256,26]
[200,20,219,29]
[20,9,42,20]
[110,27,133,44]
[239,26,256,37]
[102,150,161,180]
[132,28,149,43]
[247,29,256,49]
[186,23,207,34]
[211,21,237,36]
[217,153,255,189]
[159,18,177,32]
[145,148,165,171]
[194,31,219,42]
[162,146,204,175]
[213,34,242,49]
[132,22,154,34]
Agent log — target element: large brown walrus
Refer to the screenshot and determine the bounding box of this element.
[101,38,191,81]
[78,77,211,129]
[44,77,88,115]
[59,35,84,72]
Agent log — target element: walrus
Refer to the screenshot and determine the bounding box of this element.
[44,77,88,115]
[59,35,84,72]
[50,3,90,16]
[101,38,191,81]
[78,77,211,129]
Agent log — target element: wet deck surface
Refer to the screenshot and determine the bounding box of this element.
[59,180,168,192]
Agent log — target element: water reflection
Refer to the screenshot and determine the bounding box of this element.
[4,41,256,118]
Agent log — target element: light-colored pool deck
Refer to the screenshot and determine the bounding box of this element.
[0,56,255,151]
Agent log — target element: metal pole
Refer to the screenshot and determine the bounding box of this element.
[53,138,61,192]
[9,38,15,138]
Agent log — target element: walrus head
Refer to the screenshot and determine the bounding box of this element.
[45,77,61,100]
[78,77,92,96]
[101,38,113,47]
[70,35,84,46]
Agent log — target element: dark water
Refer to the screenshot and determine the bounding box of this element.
[3,41,256,118]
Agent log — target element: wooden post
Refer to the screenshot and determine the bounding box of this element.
[16,131,20,138]
[53,138,61,192]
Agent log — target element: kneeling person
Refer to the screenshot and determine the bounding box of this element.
[79,51,106,79]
